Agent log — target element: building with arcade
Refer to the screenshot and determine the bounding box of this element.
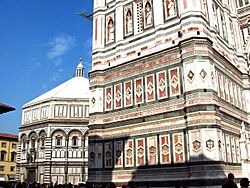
[17,59,89,185]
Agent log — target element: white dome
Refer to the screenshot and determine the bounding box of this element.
[24,76,89,107]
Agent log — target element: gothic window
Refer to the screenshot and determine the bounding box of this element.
[56,136,62,147]
[164,0,177,20]
[0,151,6,161]
[72,136,78,147]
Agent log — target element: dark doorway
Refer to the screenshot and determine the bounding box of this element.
[27,168,36,183]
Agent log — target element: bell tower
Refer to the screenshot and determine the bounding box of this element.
[88,0,250,186]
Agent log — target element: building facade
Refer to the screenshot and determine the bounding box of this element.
[88,0,250,187]
[17,60,90,185]
[0,133,18,181]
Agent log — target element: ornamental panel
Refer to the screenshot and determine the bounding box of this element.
[136,138,145,166]
[205,139,214,150]
[134,78,144,104]
[114,83,122,109]
[147,136,158,165]
[169,68,181,96]
[125,140,134,167]
[105,86,113,111]
[173,133,184,163]
[192,140,201,152]
[160,135,171,164]
[146,74,155,102]
[124,80,133,107]
[156,71,168,99]
[105,142,113,168]
[114,141,123,167]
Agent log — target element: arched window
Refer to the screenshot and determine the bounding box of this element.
[72,136,78,146]
[0,151,6,161]
[41,137,45,147]
[31,137,36,148]
[56,136,62,147]
[22,140,26,149]
[11,152,16,162]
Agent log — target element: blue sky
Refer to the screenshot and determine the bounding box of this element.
[0,0,93,134]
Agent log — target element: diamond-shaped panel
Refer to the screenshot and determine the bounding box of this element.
[171,75,179,88]
[200,69,207,80]
[126,88,131,100]
[136,85,143,97]
[106,93,112,104]
[147,82,154,95]
[115,90,121,102]
[159,79,166,91]
[187,70,195,82]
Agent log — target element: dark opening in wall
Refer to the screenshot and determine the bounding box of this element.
[178,31,182,38]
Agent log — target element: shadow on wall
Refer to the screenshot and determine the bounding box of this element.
[87,134,231,188]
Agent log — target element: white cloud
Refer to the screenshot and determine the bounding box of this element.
[47,34,75,60]
[50,68,64,82]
